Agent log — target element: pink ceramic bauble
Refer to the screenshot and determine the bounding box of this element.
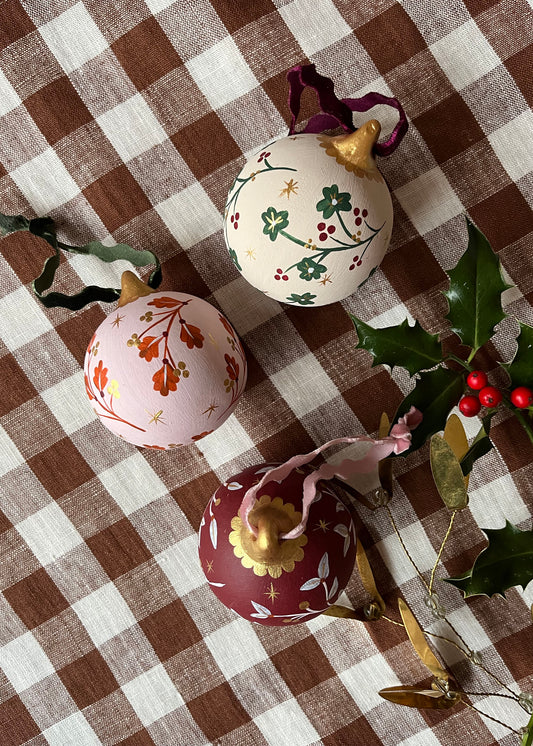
[198,463,357,625]
[84,272,247,448]
[224,120,392,307]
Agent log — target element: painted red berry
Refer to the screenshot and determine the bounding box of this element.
[353,208,360,216]
[319,232,328,242]
[327,225,335,234]
[317,222,326,231]
[466,370,488,390]
[510,386,533,408]
[478,386,502,408]
[459,395,481,417]
[355,217,362,226]
[362,209,368,218]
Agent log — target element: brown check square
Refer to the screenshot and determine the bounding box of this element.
[0,353,38,416]
[140,599,203,661]
[58,649,119,709]
[83,164,152,233]
[28,438,96,501]
[112,17,183,91]
[87,518,152,580]
[322,718,382,746]
[187,682,250,741]
[25,77,93,146]
[355,5,427,74]
[171,112,241,181]
[0,695,40,746]
[271,635,337,696]
[115,732,156,746]
[4,568,69,629]
[0,1,35,51]
[469,182,533,252]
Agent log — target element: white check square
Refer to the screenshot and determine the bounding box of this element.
[399,730,442,746]
[394,166,463,235]
[0,68,21,117]
[11,147,80,213]
[41,371,96,436]
[156,534,206,596]
[430,19,500,91]
[17,502,84,566]
[0,425,25,478]
[339,653,401,713]
[197,416,256,471]
[279,0,352,57]
[185,36,258,110]
[0,632,55,693]
[376,522,436,586]
[489,110,533,182]
[72,582,137,647]
[121,664,184,727]
[97,93,167,162]
[205,618,268,680]
[254,699,320,746]
[469,473,530,528]
[98,452,168,516]
[271,353,339,419]
[39,2,108,74]
[42,711,101,746]
[0,286,53,352]
[155,182,221,250]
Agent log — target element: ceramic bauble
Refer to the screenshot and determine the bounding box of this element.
[224,120,392,307]
[84,272,247,448]
[198,463,357,625]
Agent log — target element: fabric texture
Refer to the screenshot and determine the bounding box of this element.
[0,1,532,744]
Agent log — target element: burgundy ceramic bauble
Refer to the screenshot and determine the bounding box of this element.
[198,463,357,626]
[83,272,247,449]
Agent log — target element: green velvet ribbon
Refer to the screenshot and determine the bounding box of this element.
[0,212,162,310]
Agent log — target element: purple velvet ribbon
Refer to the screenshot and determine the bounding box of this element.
[287,64,408,157]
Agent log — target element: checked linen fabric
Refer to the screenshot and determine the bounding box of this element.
[0,1,533,744]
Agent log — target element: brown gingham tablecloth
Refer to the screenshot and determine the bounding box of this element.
[1,1,533,744]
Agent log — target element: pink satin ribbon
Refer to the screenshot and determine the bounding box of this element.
[239,407,422,539]
[286,63,408,157]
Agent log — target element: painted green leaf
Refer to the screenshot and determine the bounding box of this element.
[430,434,469,510]
[393,367,464,453]
[460,412,495,476]
[261,207,289,241]
[316,185,351,219]
[286,292,316,306]
[349,316,443,376]
[443,218,510,354]
[503,322,533,389]
[297,258,327,281]
[522,713,533,746]
[445,521,533,598]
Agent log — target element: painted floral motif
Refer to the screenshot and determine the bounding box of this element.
[286,292,317,306]
[217,314,246,420]
[85,339,145,433]
[126,295,203,398]
[229,495,308,579]
[261,207,289,241]
[224,150,296,270]
[316,185,351,219]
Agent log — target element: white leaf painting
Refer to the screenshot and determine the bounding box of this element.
[328,577,339,600]
[300,577,321,591]
[210,517,218,550]
[334,523,351,556]
[336,501,344,512]
[250,601,271,618]
[208,581,225,587]
[226,481,243,491]
[318,552,329,580]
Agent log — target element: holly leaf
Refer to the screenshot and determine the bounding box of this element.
[459,412,495,476]
[349,316,442,376]
[445,521,533,598]
[503,322,533,389]
[443,218,510,354]
[393,367,464,452]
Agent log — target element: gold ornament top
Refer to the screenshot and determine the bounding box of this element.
[229,494,307,578]
[318,119,383,181]
[118,270,157,307]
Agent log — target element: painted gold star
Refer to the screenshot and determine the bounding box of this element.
[202,403,219,419]
[146,409,166,425]
[318,274,333,286]
[206,560,214,573]
[208,332,219,348]
[279,178,299,199]
[265,582,280,603]
[245,248,256,260]
[314,519,330,532]
[112,313,125,328]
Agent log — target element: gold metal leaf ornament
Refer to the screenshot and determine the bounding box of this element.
[430,434,469,510]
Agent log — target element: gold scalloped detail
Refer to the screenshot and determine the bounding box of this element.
[318,135,383,182]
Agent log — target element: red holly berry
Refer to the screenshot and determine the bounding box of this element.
[466,370,488,390]
[327,225,335,234]
[510,386,533,408]
[317,222,326,231]
[459,395,481,417]
[478,386,502,408]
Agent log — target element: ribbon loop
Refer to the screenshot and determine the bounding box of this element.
[287,63,408,156]
[239,407,422,538]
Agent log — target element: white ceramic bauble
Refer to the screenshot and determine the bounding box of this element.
[224,120,393,307]
[83,272,247,449]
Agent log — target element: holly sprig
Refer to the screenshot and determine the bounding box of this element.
[350,217,533,466]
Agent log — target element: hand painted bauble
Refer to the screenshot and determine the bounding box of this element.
[224,120,392,307]
[84,272,247,448]
[198,463,357,625]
